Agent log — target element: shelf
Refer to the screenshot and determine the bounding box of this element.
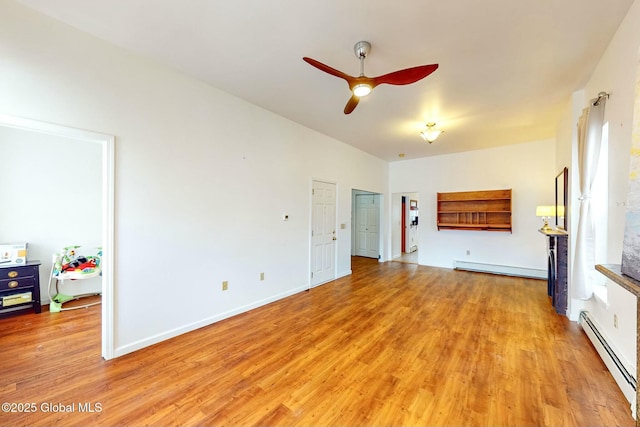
[437,223,511,231]
[437,189,511,201]
[438,210,510,213]
[437,189,512,232]
[437,199,511,203]
[437,223,511,227]
[595,264,640,297]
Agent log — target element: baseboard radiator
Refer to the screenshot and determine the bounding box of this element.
[453,260,546,279]
[579,310,637,419]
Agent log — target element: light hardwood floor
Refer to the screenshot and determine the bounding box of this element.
[0,257,635,426]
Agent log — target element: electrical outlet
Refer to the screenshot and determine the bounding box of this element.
[222,281,228,291]
[466,250,470,256]
[614,314,618,329]
[260,272,265,281]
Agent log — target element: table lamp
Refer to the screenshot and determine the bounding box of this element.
[536,205,555,231]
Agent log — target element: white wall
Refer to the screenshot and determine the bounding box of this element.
[585,0,640,266]
[587,0,640,375]
[0,1,388,356]
[389,139,556,271]
[0,126,102,297]
[556,0,640,406]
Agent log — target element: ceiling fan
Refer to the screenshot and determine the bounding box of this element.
[303,41,438,114]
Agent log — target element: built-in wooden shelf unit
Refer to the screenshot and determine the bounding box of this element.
[437,189,512,232]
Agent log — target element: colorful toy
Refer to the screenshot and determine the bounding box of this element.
[48,245,102,312]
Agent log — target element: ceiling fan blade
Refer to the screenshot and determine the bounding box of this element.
[303,57,356,85]
[344,95,360,114]
[304,46,438,114]
[372,64,439,86]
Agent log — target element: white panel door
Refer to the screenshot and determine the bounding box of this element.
[355,194,380,259]
[311,180,336,287]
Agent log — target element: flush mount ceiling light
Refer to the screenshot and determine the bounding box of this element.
[420,123,444,143]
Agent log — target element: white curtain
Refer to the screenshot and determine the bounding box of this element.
[572,96,607,300]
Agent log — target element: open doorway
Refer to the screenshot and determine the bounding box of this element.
[0,114,115,359]
[392,192,419,264]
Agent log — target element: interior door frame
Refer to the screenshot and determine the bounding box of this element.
[0,113,115,360]
[401,196,407,253]
[351,189,382,260]
[354,192,381,258]
[391,191,419,260]
[309,178,338,288]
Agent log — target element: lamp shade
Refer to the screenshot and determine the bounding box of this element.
[535,205,555,217]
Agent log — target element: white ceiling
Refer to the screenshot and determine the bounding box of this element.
[16,0,635,161]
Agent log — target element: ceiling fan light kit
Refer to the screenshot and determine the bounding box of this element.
[420,122,443,143]
[352,83,372,97]
[303,41,438,114]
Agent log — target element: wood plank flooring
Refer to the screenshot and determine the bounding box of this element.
[0,257,635,426]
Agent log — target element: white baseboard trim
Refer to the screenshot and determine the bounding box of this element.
[336,270,352,279]
[453,260,546,279]
[114,285,309,358]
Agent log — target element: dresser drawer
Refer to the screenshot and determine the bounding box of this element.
[0,276,36,291]
[1,291,33,307]
[0,265,36,280]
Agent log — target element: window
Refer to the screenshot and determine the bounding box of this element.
[592,122,609,303]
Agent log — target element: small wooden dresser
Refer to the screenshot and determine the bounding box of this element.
[0,261,41,316]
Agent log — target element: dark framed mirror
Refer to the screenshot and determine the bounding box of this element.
[555,167,568,231]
